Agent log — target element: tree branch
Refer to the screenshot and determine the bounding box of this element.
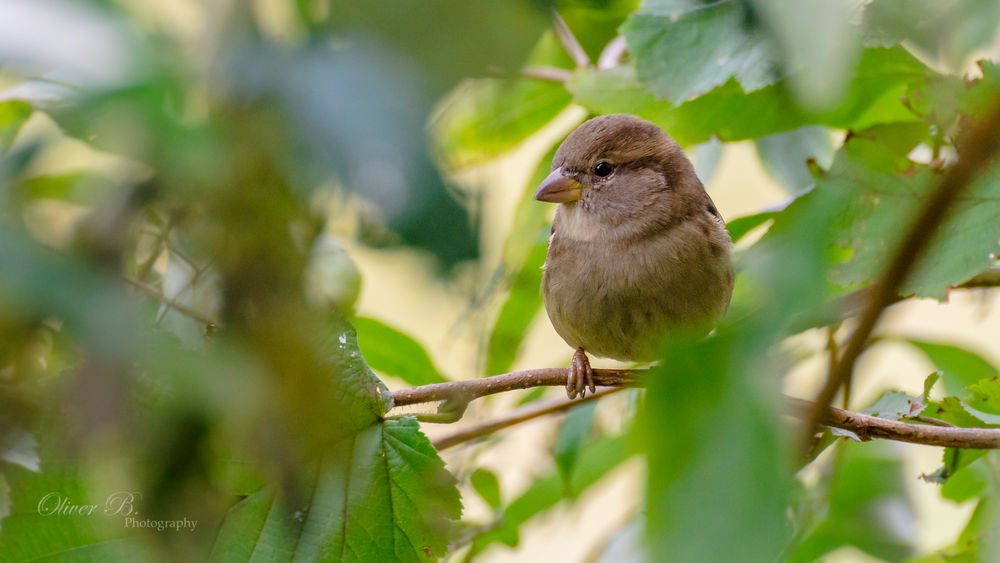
[521,66,573,84]
[391,367,639,406]
[123,277,218,326]
[597,36,627,70]
[432,387,626,451]
[804,96,1000,450]
[392,369,1000,450]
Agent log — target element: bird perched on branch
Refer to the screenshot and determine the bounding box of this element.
[535,114,735,398]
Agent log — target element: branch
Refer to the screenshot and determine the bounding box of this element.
[391,367,639,406]
[789,397,1000,449]
[432,388,626,451]
[123,277,218,327]
[597,36,627,70]
[521,66,573,84]
[552,11,590,68]
[391,369,1000,450]
[804,96,1000,449]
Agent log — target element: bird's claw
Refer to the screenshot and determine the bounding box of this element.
[567,348,595,399]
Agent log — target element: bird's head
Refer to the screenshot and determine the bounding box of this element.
[534,114,702,238]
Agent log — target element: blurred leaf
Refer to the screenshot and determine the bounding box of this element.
[906,340,1000,396]
[0,100,32,154]
[622,0,781,103]
[922,397,1000,429]
[331,0,550,94]
[353,316,448,386]
[305,234,361,315]
[0,464,151,561]
[863,0,1000,70]
[471,434,631,554]
[434,78,572,167]
[224,41,478,268]
[485,241,547,376]
[779,127,1000,298]
[940,457,991,503]
[568,47,930,146]
[0,427,40,472]
[643,328,792,563]
[788,442,915,562]
[470,468,502,511]
[485,143,565,376]
[752,0,859,111]
[552,401,597,494]
[692,136,724,186]
[212,417,460,562]
[15,173,116,206]
[754,126,833,192]
[726,210,778,243]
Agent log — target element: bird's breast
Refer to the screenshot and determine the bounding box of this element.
[541,216,733,362]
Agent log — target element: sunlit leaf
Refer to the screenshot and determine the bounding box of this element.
[623,0,781,103]
[353,316,447,386]
[552,401,596,494]
[471,434,631,555]
[212,417,460,562]
[0,100,32,154]
[470,468,502,511]
[906,340,1000,396]
[568,47,930,146]
[754,126,833,192]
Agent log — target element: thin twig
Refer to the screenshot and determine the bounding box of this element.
[553,11,590,68]
[391,367,640,406]
[521,66,573,84]
[597,36,627,70]
[392,370,1000,450]
[123,277,218,326]
[803,96,1000,451]
[432,387,626,450]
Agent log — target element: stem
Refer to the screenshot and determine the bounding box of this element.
[392,369,1000,450]
[803,96,1000,452]
[432,388,626,451]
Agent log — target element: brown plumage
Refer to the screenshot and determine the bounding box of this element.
[535,114,734,398]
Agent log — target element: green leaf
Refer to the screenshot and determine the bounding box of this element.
[212,417,461,562]
[622,0,780,103]
[779,127,1000,298]
[726,210,779,243]
[940,457,991,503]
[471,434,632,554]
[788,442,915,562]
[0,100,32,155]
[923,372,941,402]
[353,316,447,386]
[859,390,925,421]
[863,0,1000,70]
[754,126,833,192]
[906,340,1000,396]
[643,328,792,563]
[552,401,597,495]
[470,469,502,511]
[485,142,564,376]
[568,47,930,147]
[968,377,1000,415]
[0,464,152,561]
[434,78,572,167]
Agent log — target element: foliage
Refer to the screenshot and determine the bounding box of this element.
[1,0,1000,562]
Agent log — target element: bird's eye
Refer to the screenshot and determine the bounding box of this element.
[594,161,613,177]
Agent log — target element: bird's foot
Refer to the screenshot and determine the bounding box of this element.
[567,347,595,399]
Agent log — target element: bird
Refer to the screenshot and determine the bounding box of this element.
[534,114,735,399]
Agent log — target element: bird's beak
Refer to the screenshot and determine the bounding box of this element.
[534,167,582,203]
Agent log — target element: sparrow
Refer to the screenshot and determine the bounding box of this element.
[535,114,735,398]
